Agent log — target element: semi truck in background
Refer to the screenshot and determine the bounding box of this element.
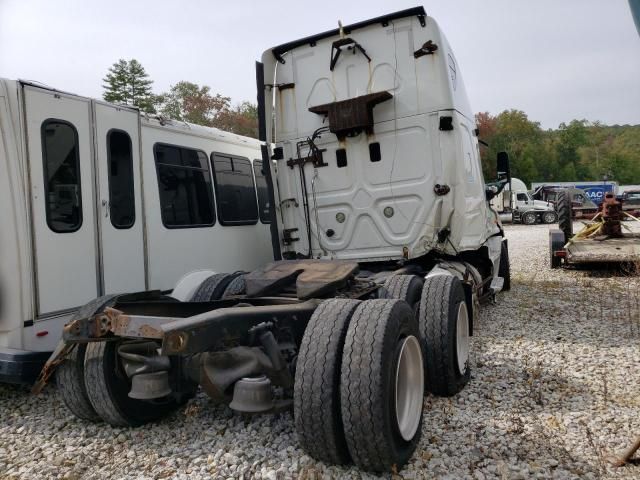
[490,177,557,224]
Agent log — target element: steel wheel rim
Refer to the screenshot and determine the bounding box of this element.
[544,212,555,223]
[456,302,470,375]
[395,335,424,441]
[524,213,535,224]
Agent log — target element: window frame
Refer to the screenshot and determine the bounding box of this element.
[253,159,272,224]
[106,128,136,230]
[210,152,259,227]
[40,118,83,234]
[153,142,216,229]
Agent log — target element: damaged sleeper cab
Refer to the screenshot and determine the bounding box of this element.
[36,6,511,473]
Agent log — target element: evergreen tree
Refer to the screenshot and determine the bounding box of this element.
[102,59,155,113]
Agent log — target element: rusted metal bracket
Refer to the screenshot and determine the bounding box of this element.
[330,38,371,71]
[264,83,295,91]
[286,150,327,169]
[309,91,392,141]
[414,40,438,58]
[282,228,300,245]
[31,340,75,394]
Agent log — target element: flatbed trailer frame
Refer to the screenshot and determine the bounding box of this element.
[550,190,640,268]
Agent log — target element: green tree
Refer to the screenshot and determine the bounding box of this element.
[476,110,543,186]
[102,59,155,113]
[155,81,259,138]
[476,111,640,186]
[155,81,230,126]
[215,101,259,138]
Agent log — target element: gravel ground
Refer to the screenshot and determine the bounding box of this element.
[1,222,639,479]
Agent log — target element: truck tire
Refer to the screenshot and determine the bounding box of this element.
[294,298,361,465]
[341,299,424,472]
[499,240,511,291]
[84,341,181,427]
[522,211,537,225]
[542,211,558,224]
[56,294,119,422]
[549,229,565,269]
[557,190,573,242]
[221,274,246,299]
[57,345,100,422]
[190,272,238,302]
[378,275,424,311]
[419,275,470,396]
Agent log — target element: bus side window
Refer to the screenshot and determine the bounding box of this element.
[41,119,83,233]
[154,143,215,228]
[211,153,259,226]
[253,160,271,224]
[107,130,135,229]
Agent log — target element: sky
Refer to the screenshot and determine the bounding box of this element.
[1,0,639,129]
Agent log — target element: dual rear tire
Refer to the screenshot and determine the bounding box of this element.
[57,294,196,427]
[295,274,471,472]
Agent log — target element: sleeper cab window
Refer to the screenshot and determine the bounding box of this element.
[211,153,259,226]
[153,143,215,228]
[41,119,83,233]
[107,130,135,229]
[253,160,272,224]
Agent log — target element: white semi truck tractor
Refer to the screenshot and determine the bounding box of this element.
[36,7,511,473]
[491,177,558,225]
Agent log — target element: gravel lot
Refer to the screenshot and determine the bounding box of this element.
[1,223,639,479]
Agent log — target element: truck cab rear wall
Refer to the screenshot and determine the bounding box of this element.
[260,13,499,261]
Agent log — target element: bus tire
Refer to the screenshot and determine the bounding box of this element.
[294,298,361,465]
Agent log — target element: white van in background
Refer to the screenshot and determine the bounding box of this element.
[0,79,273,383]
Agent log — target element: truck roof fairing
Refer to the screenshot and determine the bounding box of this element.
[268,7,427,64]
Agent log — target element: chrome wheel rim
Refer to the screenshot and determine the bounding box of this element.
[395,335,424,441]
[456,302,470,375]
[544,212,555,223]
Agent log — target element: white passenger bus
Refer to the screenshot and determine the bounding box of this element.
[0,79,273,383]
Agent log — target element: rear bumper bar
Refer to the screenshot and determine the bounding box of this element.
[0,348,51,384]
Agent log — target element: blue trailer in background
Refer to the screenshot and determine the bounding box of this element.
[531,181,618,205]
[576,183,617,205]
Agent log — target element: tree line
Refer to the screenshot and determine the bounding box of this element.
[102,59,258,138]
[477,110,640,186]
[102,59,640,186]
